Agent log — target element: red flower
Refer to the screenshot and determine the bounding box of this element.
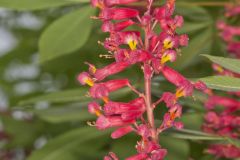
[96,115,135,130]
[101,20,135,32]
[205,95,240,110]
[111,126,133,139]
[104,0,139,7]
[94,62,129,81]
[100,8,139,20]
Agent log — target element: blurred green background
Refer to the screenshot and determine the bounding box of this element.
[0,0,239,160]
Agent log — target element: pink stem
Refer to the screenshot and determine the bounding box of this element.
[144,69,158,142]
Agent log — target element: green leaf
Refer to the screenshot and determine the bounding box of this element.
[1,115,44,149]
[27,127,110,160]
[181,113,204,130]
[19,88,91,106]
[173,28,213,69]
[160,136,189,160]
[0,0,84,11]
[39,6,94,63]
[202,54,240,74]
[200,76,240,92]
[19,87,132,106]
[34,105,92,123]
[170,133,224,141]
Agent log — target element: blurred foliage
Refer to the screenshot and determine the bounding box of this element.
[0,0,239,160]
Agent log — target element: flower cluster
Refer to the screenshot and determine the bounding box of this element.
[217,5,240,58]
[78,0,206,159]
[203,4,240,159]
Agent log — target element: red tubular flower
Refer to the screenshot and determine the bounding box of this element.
[179,34,189,46]
[100,8,139,20]
[161,50,177,64]
[94,62,129,81]
[137,124,151,138]
[151,149,168,160]
[207,144,240,158]
[104,102,141,115]
[162,66,195,97]
[104,79,129,91]
[227,42,240,58]
[161,66,187,87]
[78,72,94,86]
[111,126,133,139]
[104,152,119,160]
[114,49,151,64]
[160,92,177,107]
[121,111,143,121]
[96,115,135,130]
[104,0,139,7]
[225,5,240,17]
[90,83,109,99]
[89,79,129,99]
[204,112,220,126]
[125,153,148,160]
[101,20,135,32]
[205,95,240,110]
[88,101,102,116]
[128,50,152,64]
[118,31,140,50]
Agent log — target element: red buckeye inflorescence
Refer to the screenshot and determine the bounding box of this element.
[203,4,240,159]
[78,0,207,159]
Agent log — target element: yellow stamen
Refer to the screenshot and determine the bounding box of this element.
[102,96,109,103]
[128,40,137,50]
[215,65,224,73]
[85,78,94,87]
[175,88,185,98]
[95,110,102,117]
[163,39,173,49]
[161,55,171,64]
[91,66,97,73]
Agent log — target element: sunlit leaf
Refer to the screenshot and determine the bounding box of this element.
[19,87,132,106]
[173,28,213,69]
[39,6,94,63]
[202,54,240,74]
[19,88,91,105]
[200,76,240,92]
[34,105,92,123]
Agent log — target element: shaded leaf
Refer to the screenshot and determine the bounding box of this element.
[1,115,44,149]
[39,6,94,63]
[19,87,132,106]
[160,136,189,160]
[202,54,240,74]
[27,127,110,160]
[173,28,213,69]
[181,113,204,130]
[200,76,240,92]
[34,105,92,123]
[19,88,91,105]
